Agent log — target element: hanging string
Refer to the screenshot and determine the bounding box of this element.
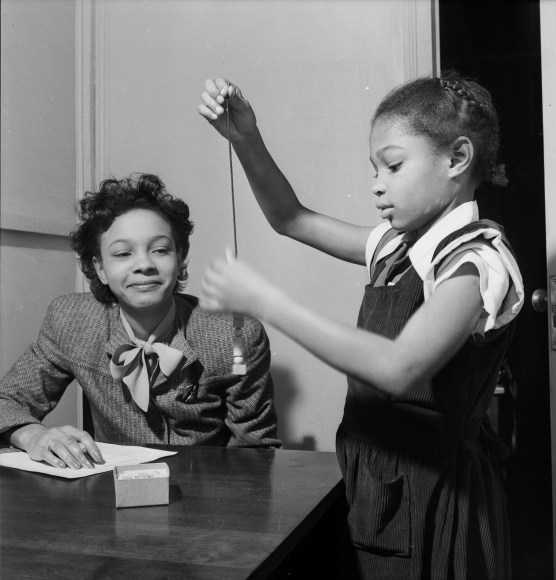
[227,99,239,258]
[226,96,246,375]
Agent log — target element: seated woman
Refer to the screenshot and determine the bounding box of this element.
[0,173,280,469]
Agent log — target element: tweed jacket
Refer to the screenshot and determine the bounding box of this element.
[0,293,281,448]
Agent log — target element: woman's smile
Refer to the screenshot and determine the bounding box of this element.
[128,280,162,290]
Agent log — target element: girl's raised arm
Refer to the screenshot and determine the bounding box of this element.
[199,78,372,265]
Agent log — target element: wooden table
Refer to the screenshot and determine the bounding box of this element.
[0,447,344,579]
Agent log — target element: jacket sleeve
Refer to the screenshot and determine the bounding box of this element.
[0,297,75,435]
[224,316,282,449]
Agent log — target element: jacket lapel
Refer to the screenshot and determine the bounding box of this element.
[106,305,131,360]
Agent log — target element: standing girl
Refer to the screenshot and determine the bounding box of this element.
[198,72,523,579]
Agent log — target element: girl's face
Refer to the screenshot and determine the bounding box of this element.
[93,209,181,319]
[369,117,459,237]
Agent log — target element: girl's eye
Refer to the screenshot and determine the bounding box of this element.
[153,248,171,255]
[388,162,402,173]
[113,252,131,258]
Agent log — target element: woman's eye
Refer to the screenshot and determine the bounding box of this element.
[113,252,131,258]
[153,248,170,255]
[389,162,402,173]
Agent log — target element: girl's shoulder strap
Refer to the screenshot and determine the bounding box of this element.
[432,218,516,262]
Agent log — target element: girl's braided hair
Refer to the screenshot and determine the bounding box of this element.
[70,173,194,304]
[372,70,507,186]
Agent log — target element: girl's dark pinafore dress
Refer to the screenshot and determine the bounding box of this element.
[336,220,515,580]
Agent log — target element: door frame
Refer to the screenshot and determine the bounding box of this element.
[540,0,556,571]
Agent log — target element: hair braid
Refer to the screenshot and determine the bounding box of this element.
[439,78,482,110]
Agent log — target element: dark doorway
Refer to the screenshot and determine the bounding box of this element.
[439,0,553,578]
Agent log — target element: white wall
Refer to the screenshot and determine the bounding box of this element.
[0,0,434,449]
[0,0,79,427]
[96,0,434,450]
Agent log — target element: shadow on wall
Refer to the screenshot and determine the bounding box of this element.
[271,365,316,451]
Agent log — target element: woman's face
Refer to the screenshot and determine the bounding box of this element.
[93,209,181,319]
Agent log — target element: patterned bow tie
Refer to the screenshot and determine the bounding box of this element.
[110,301,184,412]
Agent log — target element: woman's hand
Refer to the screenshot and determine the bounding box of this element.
[19,424,104,470]
[198,78,258,142]
[201,250,278,320]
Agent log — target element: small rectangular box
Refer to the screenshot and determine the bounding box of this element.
[113,463,169,508]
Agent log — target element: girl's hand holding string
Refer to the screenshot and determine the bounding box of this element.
[199,77,371,264]
[201,249,280,320]
[14,424,104,470]
[198,78,257,142]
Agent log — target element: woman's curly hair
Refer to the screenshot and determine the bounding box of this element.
[70,173,194,304]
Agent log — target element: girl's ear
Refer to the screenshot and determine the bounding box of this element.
[448,136,474,178]
[93,256,108,285]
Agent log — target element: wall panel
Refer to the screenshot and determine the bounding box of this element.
[1,0,79,427]
[98,0,434,450]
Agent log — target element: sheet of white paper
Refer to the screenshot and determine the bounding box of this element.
[0,442,176,479]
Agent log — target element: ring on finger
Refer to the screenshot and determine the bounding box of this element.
[43,440,55,452]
